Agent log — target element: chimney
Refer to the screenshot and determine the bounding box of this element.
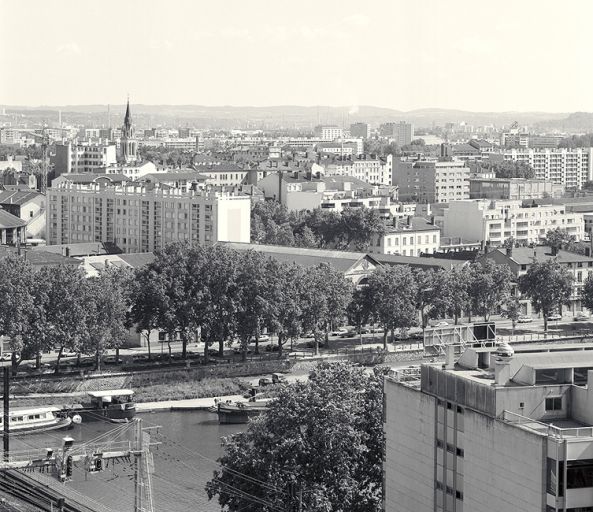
[494,358,512,386]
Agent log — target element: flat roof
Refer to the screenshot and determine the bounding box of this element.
[87,389,134,398]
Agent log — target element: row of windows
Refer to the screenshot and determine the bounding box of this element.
[435,481,463,500]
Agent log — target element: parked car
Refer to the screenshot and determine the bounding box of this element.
[258,377,273,387]
[331,328,349,336]
[358,326,370,335]
[430,321,449,328]
[265,344,279,352]
[249,335,270,343]
[340,330,358,338]
[233,347,252,355]
[103,355,124,365]
[272,373,287,384]
[0,352,13,362]
[62,350,77,358]
[370,327,384,334]
[517,316,533,323]
[548,314,562,321]
[575,312,590,321]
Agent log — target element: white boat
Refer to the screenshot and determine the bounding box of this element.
[0,407,73,435]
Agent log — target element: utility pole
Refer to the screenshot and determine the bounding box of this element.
[3,367,9,462]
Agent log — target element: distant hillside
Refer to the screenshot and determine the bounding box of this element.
[536,112,593,133]
[0,104,575,130]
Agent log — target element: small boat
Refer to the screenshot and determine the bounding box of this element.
[0,407,73,436]
[216,399,270,424]
[70,389,136,423]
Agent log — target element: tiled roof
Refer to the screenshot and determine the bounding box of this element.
[0,190,42,206]
[0,209,26,228]
[0,246,80,267]
[118,252,156,268]
[32,243,116,257]
[57,174,131,184]
[490,246,593,265]
[373,253,468,270]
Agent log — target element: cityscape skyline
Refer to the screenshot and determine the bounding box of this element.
[3,0,593,112]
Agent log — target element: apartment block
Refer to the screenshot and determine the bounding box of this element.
[393,121,414,146]
[46,182,251,253]
[52,142,117,176]
[469,177,564,200]
[323,154,392,186]
[493,148,593,190]
[393,160,470,203]
[314,125,344,141]
[385,343,593,512]
[443,199,585,247]
[350,122,371,139]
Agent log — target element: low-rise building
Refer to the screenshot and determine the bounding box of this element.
[444,199,585,247]
[469,177,564,200]
[0,208,26,245]
[314,125,344,141]
[0,190,45,238]
[482,245,593,315]
[384,344,593,512]
[368,217,440,257]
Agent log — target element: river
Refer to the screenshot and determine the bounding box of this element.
[11,410,243,512]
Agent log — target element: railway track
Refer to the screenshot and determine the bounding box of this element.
[0,470,98,512]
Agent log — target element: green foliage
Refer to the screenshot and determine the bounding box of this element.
[486,160,535,179]
[468,260,513,321]
[207,362,384,512]
[251,200,386,251]
[519,260,573,331]
[558,134,593,149]
[503,296,523,332]
[365,265,418,348]
[582,274,593,314]
[544,227,576,252]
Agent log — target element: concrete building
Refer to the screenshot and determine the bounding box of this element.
[393,121,414,146]
[350,122,371,139]
[258,172,396,214]
[104,161,157,179]
[469,177,565,200]
[52,142,117,176]
[393,160,470,203]
[492,148,593,190]
[368,217,440,256]
[323,154,392,186]
[46,182,251,253]
[385,343,593,512]
[443,199,585,247]
[314,125,344,141]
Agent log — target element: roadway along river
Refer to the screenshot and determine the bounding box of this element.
[11,410,243,512]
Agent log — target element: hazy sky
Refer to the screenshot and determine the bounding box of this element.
[2,0,593,112]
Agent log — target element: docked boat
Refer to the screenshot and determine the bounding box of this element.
[0,407,73,435]
[216,399,270,424]
[71,389,136,423]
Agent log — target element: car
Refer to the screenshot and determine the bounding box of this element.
[430,321,449,328]
[575,312,590,321]
[548,314,562,321]
[331,328,349,336]
[517,316,533,323]
[370,327,384,334]
[408,332,424,341]
[233,347,252,355]
[340,330,358,338]
[249,335,270,343]
[0,352,12,362]
[358,327,370,335]
[62,350,77,358]
[103,355,124,364]
[258,377,273,387]
[272,373,287,384]
[265,344,279,352]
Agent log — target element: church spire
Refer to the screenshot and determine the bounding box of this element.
[123,96,132,132]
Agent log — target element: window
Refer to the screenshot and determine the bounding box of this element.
[567,460,593,489]
[545,396,562,411]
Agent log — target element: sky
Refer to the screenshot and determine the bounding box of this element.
[2,0,593,112]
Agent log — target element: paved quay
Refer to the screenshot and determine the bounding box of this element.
[136,394,246,412]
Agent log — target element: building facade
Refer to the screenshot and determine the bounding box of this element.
[469,177,565,200]
[368,217,440,256]
[323,154,392,186]
[443,199,585,247]
[314,125,344,141]
[46,182,251,253]
[493,148,593,190]
[393,160,470,203]
[393,121,414,146]
[350,122,371,139]
[52,142,117,176]
[385,345,593,512]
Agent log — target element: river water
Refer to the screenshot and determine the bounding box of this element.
[10,410,243,512]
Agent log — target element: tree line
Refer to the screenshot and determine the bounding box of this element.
[251,201,387,251]
[0,243,579,374]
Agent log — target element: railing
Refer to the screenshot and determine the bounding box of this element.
[502,410,593,439]
[498,330,593,345]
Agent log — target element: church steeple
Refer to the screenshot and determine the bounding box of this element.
[120,96,137,163]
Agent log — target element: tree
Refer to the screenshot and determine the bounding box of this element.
[207,362,384,512]
[488,160,535,179]
[431,266,470,324]
[34,265,89,373]
[414,269,438,329]
[130,267,168,361]
[300,264,352,355]
[348,286,373,343]
[365,265,418,349]
[0,256,36,374]
[519,260,574,331]
[580,274,593,316]
[80,268,130,371]
[544,227,576,254]
[468,260,512,321]
[502,295,522,335]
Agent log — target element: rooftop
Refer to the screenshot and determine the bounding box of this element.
[0,209,26,228]
[373,253,468,270]
[489,246,593,265]
[0,190,42,205]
